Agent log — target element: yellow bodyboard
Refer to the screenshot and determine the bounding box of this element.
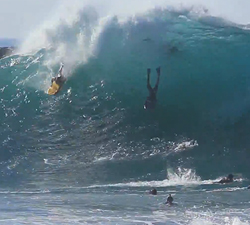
[47,81,60,95]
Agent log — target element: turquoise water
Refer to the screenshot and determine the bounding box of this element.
[0,4,250,224]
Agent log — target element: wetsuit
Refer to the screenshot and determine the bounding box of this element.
[166,195,173,205]
[144,67,160,109]
[51,64,66,92]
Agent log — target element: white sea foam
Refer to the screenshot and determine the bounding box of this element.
[88,167,214,188]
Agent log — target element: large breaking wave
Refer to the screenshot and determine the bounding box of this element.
[1,1,250,187]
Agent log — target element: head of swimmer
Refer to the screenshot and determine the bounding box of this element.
[149,188,157,195]
[227,174,233,181]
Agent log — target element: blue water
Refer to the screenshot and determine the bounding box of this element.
[1,4,250,224]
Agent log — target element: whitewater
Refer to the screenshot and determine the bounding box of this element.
[1,0,250,224]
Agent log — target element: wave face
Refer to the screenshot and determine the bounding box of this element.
[1,3,250,188]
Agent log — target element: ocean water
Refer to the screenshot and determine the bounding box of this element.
[1,1,250,224]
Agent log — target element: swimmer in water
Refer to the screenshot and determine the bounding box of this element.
[144,67,161,110]
[149,188,157,195]
[51,63,66,92]
[217,174,234,184]
[165,194,173,205]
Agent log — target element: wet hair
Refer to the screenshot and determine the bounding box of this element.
[150,188,157,195]
[227,174,233,179]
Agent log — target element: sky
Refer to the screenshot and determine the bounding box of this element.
[0,0,60,39]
